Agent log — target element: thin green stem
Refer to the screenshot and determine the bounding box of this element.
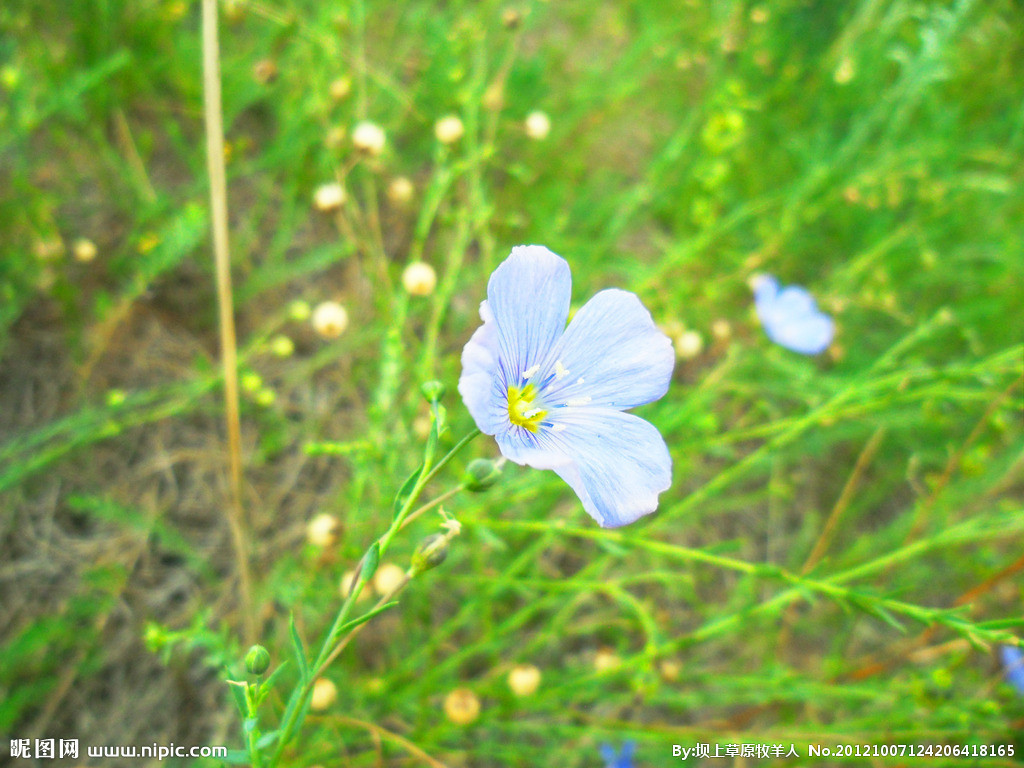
[269,426,481,766]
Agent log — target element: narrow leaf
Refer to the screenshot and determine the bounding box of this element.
[289,613,309,683]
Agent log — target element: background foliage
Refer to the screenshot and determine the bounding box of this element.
[1,0,1022,765]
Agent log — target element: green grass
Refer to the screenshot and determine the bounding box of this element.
[1,0,1022,766]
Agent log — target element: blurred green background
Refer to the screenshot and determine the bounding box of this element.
[1,0,1022,765]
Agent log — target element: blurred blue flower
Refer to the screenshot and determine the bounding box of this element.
[458,245,674,528]
[1000,645,1024,696]
[752,274,834,355]
[600,741,636,768]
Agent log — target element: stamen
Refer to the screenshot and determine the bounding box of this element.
[523,364,540,378]
[554,360,569,380]
[576,377,585,385]
[522,408,542,419]
[565,396,592,407]
[551,423,567,432]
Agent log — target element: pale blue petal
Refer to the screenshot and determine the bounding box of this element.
[764,310,834,355]
[487,245,571,385]
[497,408,671,528]
[458,301,508,435]
[1001,645,1024,696]
[754,276,834,355]
[535,289,674,410]
[753,274,780,308]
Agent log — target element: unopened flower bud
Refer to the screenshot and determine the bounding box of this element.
[410,533,449,574]
[421,380,446,402]
[241,371,263,393]
[245,644,271,675]
[288,300,311,322]
[270,334,295,357]
[464,458,501,492]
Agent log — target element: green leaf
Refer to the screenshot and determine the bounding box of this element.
[222,749,252,765]
[255,730,280,750]
[259,660,289,693]
[225,675,248,716]
[361,542,381,584]
[392,463,424,520]
[336,601,399,636]
[289,614,309,683]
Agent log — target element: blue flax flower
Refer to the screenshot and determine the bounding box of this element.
[1000,645,1024,697]
[458,245,673,528]
[600,741,636,768]
[752,274,834,355]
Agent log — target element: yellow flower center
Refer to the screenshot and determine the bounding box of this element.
[507,383,547,432]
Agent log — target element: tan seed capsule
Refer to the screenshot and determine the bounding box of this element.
[434,115,465,144]
[253,59,278,85]
[306,513,341,548]
[524,110,551,140]
[593,648,622,673]
[352,121,386,155]
[387,176,414,205]
[329,76,352,101]
[325,126,347,149]
[659,658,682,681]
[313,182,346,211]
[443,688,481,725]
[482,81,504,111]
[311,301,348,339]
[674,330,704,360]
[72,237,98,263]
[310,678,337,711]
[507,664,541,696]
[402,262,437,296]
[372,563,407,596]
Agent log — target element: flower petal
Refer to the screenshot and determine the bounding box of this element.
[458,301,508,435]
[497,407,672,528]
[537,289,674,409]
[755,278,834,355]
[486,245,572,385]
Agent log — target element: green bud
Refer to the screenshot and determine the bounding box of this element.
[105,389,127,407]
[245,644,271,675]
[464,458,501,492]
[410,533,449,575]
[241,371,263,393]
[288,299,312,322]
[420,380,446,402]
[269,334,295,358]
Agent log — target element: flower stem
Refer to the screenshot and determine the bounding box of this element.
[269,426,480,766]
